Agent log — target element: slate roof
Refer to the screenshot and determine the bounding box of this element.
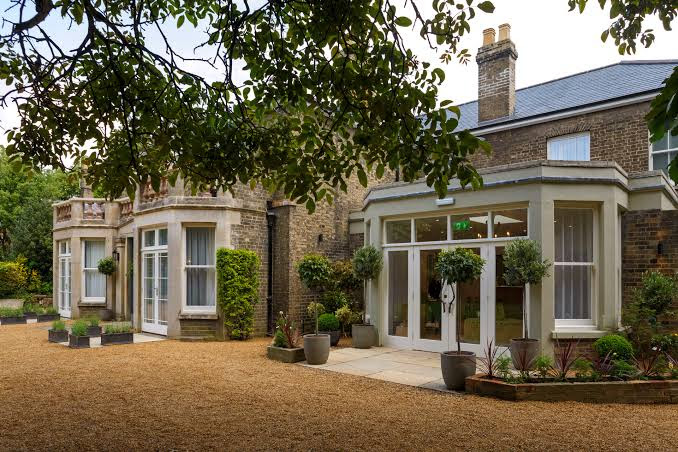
[455,60,677,131]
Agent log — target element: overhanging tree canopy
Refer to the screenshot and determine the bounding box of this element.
[0,0,494,211]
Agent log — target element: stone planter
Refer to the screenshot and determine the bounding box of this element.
[465,374,678,404]
[320,330,341,347]
[303,334,331,365]
[101,332,134,346]
[441,351,476,390]
[38,314,60,323]
[86,326,102,337]
[69,335,91,349]
[48,329,69,343]
[351,324,375,349]
[267,345,306,363]
[509,338,540,371]
[1,316,27,325]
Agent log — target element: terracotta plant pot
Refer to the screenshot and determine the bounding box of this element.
[303,334,330,365]
[509,338,540,371]
[351,324,375,349]
[320,330,341,347]
[441,351,476,390]
[48,329,69,343]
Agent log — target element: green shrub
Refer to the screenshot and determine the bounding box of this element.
[216,248,260,340]
[104,322,132,334]
[502,239,551,287]
[572,358,593,380]
[320,291,348,313]
[317,313,340,332]
[97,257,117,276]
[0,307,23,318]
[534,354,553,379]
[86,316,100,327]
[45,306,58,315]
[610,359,638,380]
[272,329,286,347]
[593,334,634,361]
[0,260,28,297]
[52,320,66,331]
[70,320,88,337]
[352,246,383,281]
[635,271,677,315]
[297,254,332,291]
[330,260,362,292]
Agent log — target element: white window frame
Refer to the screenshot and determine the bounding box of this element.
[553,207,597,329]
[58,240,72,316]
[81,239,106,304]
[182,225,217,313]
[648,131,678,180]
[142,227,168,251]
[547,132,591,161]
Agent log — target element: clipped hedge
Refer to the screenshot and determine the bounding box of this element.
[217,248,260,340]
[0,260,28,298]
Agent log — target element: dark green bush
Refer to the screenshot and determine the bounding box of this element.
[636,271,677,315]
[0,307,23,318]
[610,360,638,380]
[320,290,348,313]
[297,254,332,291]
[352,246,382,281]
[52,320,66,331]
[272,329,286,347]
[97,257,117,276]
[593,335,634,361]
[217,248,260,340]
[0,260,28,297]
[317,313,340,332]
[330,260,361,292]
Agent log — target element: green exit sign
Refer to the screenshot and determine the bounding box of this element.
[453,219,470,231]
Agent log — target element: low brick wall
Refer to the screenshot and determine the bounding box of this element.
[465,374,678,404]
[179,318,219,340]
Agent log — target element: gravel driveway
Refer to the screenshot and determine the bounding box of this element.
[0,322,676,451]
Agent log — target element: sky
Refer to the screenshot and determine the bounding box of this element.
[0,0,676,144]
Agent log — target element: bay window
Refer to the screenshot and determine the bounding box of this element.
[554,208,594,326]
[184,227,216,310]
[83,240,106,302]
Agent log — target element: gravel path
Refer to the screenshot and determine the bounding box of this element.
[1,322,676,451]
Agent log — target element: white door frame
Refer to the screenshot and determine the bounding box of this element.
[141,249,168,335]
[58,249,72,319]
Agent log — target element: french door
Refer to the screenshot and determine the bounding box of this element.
[142,250,168,335]
[58,242,72,318]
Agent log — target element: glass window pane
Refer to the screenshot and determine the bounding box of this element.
[386,220,411,243]
[84,241,105,268]
[388,251,409,337]
[492,209,527,238]
[548,133,590,161]
[451,214,488,240]
[415,217,447,242]
[144,230,155,247]
[457,248,481,344]
[652,152,669,172]
[158,229,168,246]
[186,268,216,306]
[669,132,678,150]
[419,249,442,340]
[186,227,215,266]
[651,133,669,152]
[495,247,523,346]
[554,208,593,262]
[555,265,591,320]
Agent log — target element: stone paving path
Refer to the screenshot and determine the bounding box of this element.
[299,346,469,393]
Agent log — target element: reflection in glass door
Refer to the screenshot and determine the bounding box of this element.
[494,247,523,347]
[414,248,451,351]
[386,250,410,346]
[456,248,482,346]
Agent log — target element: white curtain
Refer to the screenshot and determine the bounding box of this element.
[84,241,106,298]
[186,228,215,306]
[554,209,593,319]
[549,134,590,161]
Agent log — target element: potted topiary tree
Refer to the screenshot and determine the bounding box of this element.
[303,302,330,364]
[503,239,551,372]
[318,312,341,346]
[436,247,485,390]
[351,245,383,348]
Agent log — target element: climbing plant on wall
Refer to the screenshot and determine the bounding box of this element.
[216,248,260,340]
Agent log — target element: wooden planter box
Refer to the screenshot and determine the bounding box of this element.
[38,314,60,323]
[1,316,27,325]
[48,329,69,343]
[23,312,38,320]
[101,332,134,346]
[69,335,91,349]
[86,326,102,337]
[267,345,306,363]
[465,374,678,404]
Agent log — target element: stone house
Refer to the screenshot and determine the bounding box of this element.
[53,24,676,354]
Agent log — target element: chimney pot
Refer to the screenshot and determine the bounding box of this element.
[482,28,496,46]
[498,23,511,41]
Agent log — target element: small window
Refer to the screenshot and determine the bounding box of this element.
[143,228,168,249]
[144,230,155,248]
[83,240,106,301]
[548,132,590,161]
[185,227,216,309]
[385,220,411,244]
[492,209,527,238]
[415,217,447,242]
[158,229,168,246]
[450,213,488,240]
[650,132,678,175]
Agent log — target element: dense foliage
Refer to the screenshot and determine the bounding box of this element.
[51,320,66,332]
[273,311,300,349]
[502,239,551,287]
[0,0,494,209]
[0,149,79,285]
[297,254,333,291]
[70,320,88,337]
[217,248,260,340]
[317,313,340,332]
[320,290,349,314]
[352,245,383,281]
[0,259,27,297]
[97,257,117,276]
[593,335,634,362]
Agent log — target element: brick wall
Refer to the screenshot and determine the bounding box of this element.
[473,102,652,175]
[476,39,517,122]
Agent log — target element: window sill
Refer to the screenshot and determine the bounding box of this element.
[179,312,219,320]
[551,330,608,340]
[78,301,107,307]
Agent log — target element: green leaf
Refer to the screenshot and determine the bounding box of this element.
[177,15,185,28]
[395,17,413,27]
[477,1,495,13]
[357,168,368,187]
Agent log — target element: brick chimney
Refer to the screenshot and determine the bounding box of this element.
[476,23,518,122]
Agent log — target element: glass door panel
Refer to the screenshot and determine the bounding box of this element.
[158,252,168,325]
[457,248,481,344]
[143,253,155,324]
[142,250,168,335]
[387,250,409,338]
[419,249,442,341]
[495,247,523,347]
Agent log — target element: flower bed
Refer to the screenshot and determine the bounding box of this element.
[466,374,678,404]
